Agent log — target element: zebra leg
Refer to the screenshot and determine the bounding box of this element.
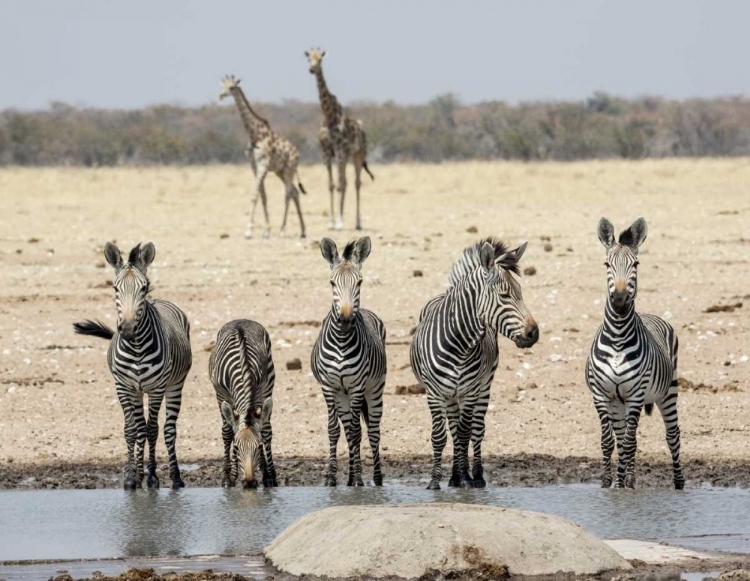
[230,443,239,485]
[132,392,147,489]
[470,401,490,488]
[261,415,278,487]
[658,393,685,489]
[611,402,627,488]
[344,392,364,486]
[163,382,185,489]
[323,392,340,486]
[145,390,164,489]
[622,402,644,489]
[117,385,138,491]
[446,400,462,487]
[427,393,448,490]
[457,404,474,488]
[221,420,235,488]
[594,398,615,488]
[365,382,385,486]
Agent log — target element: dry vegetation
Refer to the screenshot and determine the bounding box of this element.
[0,159,749,484]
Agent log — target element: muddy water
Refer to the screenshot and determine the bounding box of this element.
[1,485,748,562]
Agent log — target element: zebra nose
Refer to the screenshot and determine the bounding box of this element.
[242,478,258,489]
[524,324,539,344]
[612,289,628,306]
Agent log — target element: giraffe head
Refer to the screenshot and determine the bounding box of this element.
[219,75,241,100]
[304,48,326,74]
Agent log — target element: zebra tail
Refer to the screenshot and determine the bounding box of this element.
[73,319,115,340]
[363,161,375,181]
[296,170,307,195]
[644,403,654,416]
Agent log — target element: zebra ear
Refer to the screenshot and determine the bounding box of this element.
[137,242,156,270]
[221,402,238,432]
[104,242,123,273]
[320,238,339,267]
[597,217,615,249]
[260,397,273,427]
[354,237,371,268]
[479,241,495,273]
[619,217,648,250]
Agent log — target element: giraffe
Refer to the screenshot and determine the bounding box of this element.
[305,48,374,231]
[219,75,307,239]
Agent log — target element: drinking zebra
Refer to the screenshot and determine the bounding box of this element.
[410,238,538,490]
[73,242,192,490]
[311,237,386,486]
[209,319,277,489]
[586,217,684,489]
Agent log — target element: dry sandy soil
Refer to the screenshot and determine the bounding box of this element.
[0,159,749,489]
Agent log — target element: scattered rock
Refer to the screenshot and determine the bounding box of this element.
[16,249,22,254]
[50,568,257,581]
[219,233,229,239]
[95,261,106,269]
[466,226,478,234]
[286,358,302,371]
[408,384,426,394]
[677,377,739,393]
[705,302,742,313]
[719,570,750,581]
[28,237,41,243]
[523,266,537,276]
[413,269,424,277]
[278,320,321,328]
[543,243,553,252]
[540,235,551,242]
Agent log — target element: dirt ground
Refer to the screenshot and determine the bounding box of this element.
[0,160,749,489]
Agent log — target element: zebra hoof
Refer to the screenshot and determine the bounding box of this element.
[171,479,185,490]
[472,477,487,489]
[674,480,685,490]
[373,477,383,487]
[354,478,364,487]
[222,479,234,488]
[448,476,461,488]
[123,479,137,491]
[146,474,160,489]
[459,478,475,489]
[263,479,278,488]
[426,480,441,490]
[324,478,337,487]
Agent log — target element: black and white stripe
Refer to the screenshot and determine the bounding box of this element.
[410,238,539,490]
[586,217,684,489]
[311,237,386,486]
[209,319,277,489]
[74,242,192,490]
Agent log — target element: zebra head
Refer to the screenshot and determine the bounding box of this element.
[476,240,539,348]
[221,398,272,489]
[104,242,155,342]
[320,237,371,332]
[597,217,648,315]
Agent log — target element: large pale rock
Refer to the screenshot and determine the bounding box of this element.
[264,503,632,578]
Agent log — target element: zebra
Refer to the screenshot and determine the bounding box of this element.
[73,242,192,490]
[410,238,539,490]
[586,217,684,489]
[311,237,386,486]
[209,319,277,489]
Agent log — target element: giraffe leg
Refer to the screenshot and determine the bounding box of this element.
[324,157,335,230]
[245,155,259,239]
[354,158,363,230]
[291,186,306,238]
[279,179,292,238]
[336,158,347,231]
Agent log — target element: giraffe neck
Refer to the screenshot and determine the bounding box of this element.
[230,88,270,144]
[314,68,340,126]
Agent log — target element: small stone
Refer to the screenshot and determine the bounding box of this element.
[219,233,230,239]
[286,358,302,371]
[543,243,553,252]
[523,266,537,276]
[394,385,407,395]
[413,270,423,277]
[95,261,106,269]
[28,237,41,243]
[407,384,426,395]
[466,226,478,234]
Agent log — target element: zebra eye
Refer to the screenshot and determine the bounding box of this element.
[633,261,639,267]
[604,261,611,268]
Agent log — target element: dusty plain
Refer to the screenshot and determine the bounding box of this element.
[0,159,749,488]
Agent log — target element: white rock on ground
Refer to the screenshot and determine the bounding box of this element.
[264,503,632,578]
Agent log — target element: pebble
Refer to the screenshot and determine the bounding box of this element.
[286,358,302,371]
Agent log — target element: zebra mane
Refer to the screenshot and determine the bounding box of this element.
[448,237,519,287]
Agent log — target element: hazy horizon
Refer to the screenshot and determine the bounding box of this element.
[2,0,748,111]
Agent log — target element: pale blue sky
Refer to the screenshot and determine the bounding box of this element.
[1,0,747,110]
